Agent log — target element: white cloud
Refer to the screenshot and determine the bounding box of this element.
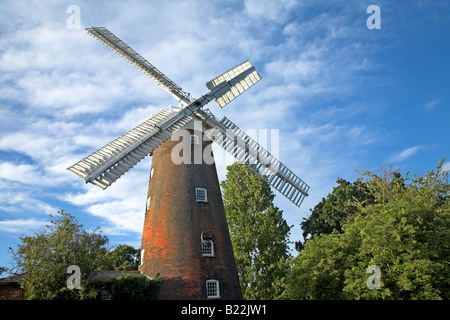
[388,146,423,163]
[0,129,76,184]
[65,158,150,234]
[0,162,46,185]
[244,0,297,22]
[0,180,56,216]
[423,99,439,111]
[442,161,450,172]
[265,58,322,83]
[86,199,144,234]
[0,218,48,234]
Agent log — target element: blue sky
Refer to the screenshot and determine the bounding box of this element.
[0,0,449,271]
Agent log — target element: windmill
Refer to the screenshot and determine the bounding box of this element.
[67,27,310,300]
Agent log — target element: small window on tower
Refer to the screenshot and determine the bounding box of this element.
[206,280,220,299]
[150,167,154,179]
[139,249,145,267]
[146,196,151,211]
[190,134,199,145]
[202,240,214,257]
[196,188,207,202]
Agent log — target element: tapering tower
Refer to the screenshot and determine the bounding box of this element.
[139,120,242,299]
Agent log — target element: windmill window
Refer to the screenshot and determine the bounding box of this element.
[146,196,151,211]
[206,280,220,299]
[190,134,199,145]
[150,167,154,179]
[202,240,214,257]
[139,249,145,266]
[196,188,207,202]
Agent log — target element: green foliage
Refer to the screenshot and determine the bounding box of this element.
[63,273,160,300]
[286,159,449,300]
[298,177,373,250]
[110,273,160,300]
[101,244,139,271]
[10,210,109,300]
[221,163,292,300]
[8,210,156,300]
[287,232,346,299]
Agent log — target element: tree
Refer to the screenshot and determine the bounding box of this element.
[286,159,449,300]
[286,231,346,299]
[297,177,373,250]
[221,163,292,299]
[102,245,139,271]
[10,210,109,299]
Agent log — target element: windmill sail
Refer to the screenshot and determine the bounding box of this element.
[69,26,309,208]
[67,107,192,189]
[86,27,193,106]
[198,110,310,208]
[206,61,262,108]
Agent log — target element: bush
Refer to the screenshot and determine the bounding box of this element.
[110,273,160,300]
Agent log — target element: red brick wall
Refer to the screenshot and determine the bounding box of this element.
[139,129,242,300]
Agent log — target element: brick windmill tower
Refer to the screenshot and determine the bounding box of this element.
[68,27,310,300]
